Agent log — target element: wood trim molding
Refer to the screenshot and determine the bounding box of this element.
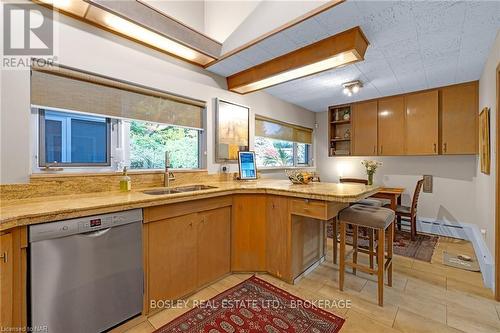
[205,0,345,68]
[227,26,369,94]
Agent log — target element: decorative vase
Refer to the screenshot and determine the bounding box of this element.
[368,173,374,185]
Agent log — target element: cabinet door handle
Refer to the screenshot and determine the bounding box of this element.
[433,143,437,153]
[0,251,7,263]
[380,146,383,155]
[373,146,376,154]
[443,143,447,153]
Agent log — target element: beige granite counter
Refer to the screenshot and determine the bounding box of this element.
[0,179,379,231]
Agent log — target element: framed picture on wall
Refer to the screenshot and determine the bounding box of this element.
[479,107,490,174]
[215,98,249,162]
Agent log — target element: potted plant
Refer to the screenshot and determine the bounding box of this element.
[361,160,382,185]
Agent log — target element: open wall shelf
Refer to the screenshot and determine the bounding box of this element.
[328,104,352,156]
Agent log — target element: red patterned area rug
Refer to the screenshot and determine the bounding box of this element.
[154,275,345,333]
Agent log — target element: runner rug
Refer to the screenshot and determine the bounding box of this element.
[154,275,345,333]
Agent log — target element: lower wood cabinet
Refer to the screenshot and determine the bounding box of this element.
[148,213,198,301]
[197,207,231,287]
[231,194,267,272]
[1,232,14,328]
[0,228,27,330]
[266,196,290,280]
[147,205,230,307]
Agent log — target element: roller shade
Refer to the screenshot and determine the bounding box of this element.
[255,115,312,144]
[31,65,205,130]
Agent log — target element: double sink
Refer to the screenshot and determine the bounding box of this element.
[142,184,217,195]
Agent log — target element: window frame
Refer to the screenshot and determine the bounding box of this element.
[34,108,205,172]
[254,136,313,169]
[38,109,112,167]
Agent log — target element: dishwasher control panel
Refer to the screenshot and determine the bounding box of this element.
[29,209,143,242]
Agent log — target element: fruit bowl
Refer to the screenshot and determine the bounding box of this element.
[285,170,314,184]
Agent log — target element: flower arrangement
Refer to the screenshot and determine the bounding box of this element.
[361,160,382,185]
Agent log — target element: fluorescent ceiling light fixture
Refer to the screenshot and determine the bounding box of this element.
[233,52,358,94]
[227,27,369,94]
[34,0,217,66]
[37,0,89,16]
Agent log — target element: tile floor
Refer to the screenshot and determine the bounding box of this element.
[118,236,499,333]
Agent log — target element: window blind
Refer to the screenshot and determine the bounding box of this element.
[31,65,205,130]
[255,115,312,144]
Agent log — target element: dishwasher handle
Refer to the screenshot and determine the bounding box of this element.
[79,228,112,238]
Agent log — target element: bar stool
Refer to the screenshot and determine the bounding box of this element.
[338,204,395,306]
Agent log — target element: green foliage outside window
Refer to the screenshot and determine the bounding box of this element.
[129,121,199,169]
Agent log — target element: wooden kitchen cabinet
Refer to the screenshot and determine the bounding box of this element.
[405,90,439,155]
[440,82,478,154]
[352,101,378,156]
[1,232,13,328]
[197,207,231,287]
[148,213,198,301]
[0,228,27,330]
[266,196,290,281]
[146,199,231,306]
[231,194,267,271]
[378,96,405,155]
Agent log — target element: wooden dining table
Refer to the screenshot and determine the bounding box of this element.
[371,187,405,210]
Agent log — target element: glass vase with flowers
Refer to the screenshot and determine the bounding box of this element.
[361,160,382,185]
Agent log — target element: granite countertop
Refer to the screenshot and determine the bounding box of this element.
[0,179,379,231]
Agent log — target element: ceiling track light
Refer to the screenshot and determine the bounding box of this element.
[342,80,363,96]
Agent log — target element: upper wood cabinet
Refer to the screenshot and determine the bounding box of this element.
[352,101,378,156]
[378,96,405,155]
[328,81,479,157]
[405,90,439,155]
[440,82,478,154]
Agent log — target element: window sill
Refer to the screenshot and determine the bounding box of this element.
[31,169,207,179]
[258,166,316,172]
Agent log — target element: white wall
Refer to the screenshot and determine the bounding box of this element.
[141,0,206,33]
[221,0,329,53]
[476,31,499,260]
[204,1,261,43]
[0,7,315,184]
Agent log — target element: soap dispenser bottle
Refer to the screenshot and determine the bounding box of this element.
[120,166,131,192]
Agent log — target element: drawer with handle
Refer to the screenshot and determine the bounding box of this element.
[289,198,328,220]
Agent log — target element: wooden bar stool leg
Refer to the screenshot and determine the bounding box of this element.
[377,228,385,307]
[369,229,374,271]
[387,223,394,287]
[352,225,358,275]
[339,221,346,291]
[332,218,338,265]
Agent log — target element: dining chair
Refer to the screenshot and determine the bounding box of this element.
[388,179,424,240]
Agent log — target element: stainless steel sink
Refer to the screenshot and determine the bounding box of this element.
[142,185,217,195]
[173,185,217,192]
[142,188,181,195]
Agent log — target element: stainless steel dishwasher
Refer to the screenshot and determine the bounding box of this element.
[29,209,143,333]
